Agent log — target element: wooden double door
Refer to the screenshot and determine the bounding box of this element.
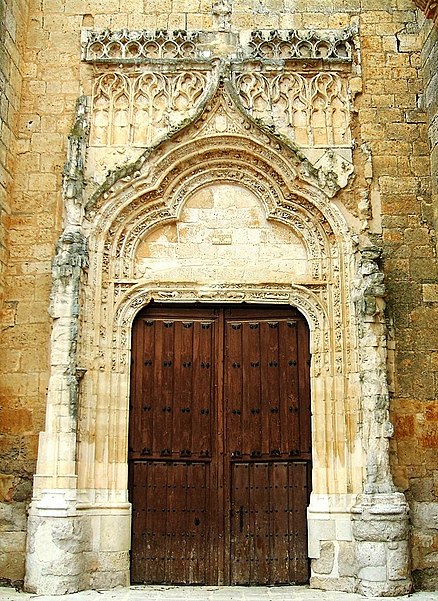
[129,305,312,585]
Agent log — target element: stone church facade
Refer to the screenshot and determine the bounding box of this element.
[0,0,437,596]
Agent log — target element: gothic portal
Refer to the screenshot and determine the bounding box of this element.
[20,25,416,596]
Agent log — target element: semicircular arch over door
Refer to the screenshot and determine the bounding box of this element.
[129,303,312,585]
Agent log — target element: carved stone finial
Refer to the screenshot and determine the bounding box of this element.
[212,0,232,31]
[63,96,89,226]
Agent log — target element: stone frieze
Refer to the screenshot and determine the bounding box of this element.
[81,27,356,63]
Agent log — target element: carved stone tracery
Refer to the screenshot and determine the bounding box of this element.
[82,29,202,62]
[247,28,355,61]
[91,71,209,146]
[85,26,357,175]
[81,27,356,63]
[233,71,351,147]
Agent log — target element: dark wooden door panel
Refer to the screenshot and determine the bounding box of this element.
[230,461,310,585]
[130,460,210,584]
[129,305,311,586]
[130,313,217,460]
[223,313,311,461]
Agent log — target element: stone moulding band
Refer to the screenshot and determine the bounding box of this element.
[81,27,356,64]
[112,283,328,334]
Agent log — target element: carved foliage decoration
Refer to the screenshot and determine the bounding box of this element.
[234,71,351,148]
[82,27,355,64]
[90,71,209,146]
[83,29,201,62]
[247,28,354,61]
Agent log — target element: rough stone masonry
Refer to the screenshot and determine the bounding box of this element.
[0,0,437,596]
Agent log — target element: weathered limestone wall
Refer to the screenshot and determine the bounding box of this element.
[397,11,438,591]
[0,0,437,593]
[421,15,438,239]
[0,0,32,585]
[385,7,438,593]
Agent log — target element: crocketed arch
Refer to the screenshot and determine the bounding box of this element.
[87,134,350,284]
[78,122,363,510]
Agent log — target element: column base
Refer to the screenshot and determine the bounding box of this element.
[24,497,131,595]
[352,492,412,597]
[24,504,88,594]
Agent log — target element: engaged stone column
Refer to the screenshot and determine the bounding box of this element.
[25,99,90,595]
[352,493,411,596]
[24,229,89,594]
[352,248,412,596]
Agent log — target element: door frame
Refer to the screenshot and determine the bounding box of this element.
[128,302,312,585]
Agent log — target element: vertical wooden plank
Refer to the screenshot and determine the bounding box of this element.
[297,319,312,456]
[191,320,213,458]
[174,320,193,456]
[153,461,169,584]
[215,311,225,585]
[271,462,289,584]
[130,318,145,455]
[224,320,243,456]
[191,321,201,456]
[259,321,270,458]
[140,462,150,582]
[242,321,262,457]
[147,462,167,583]
[230,463,251,584]
[165,462,185,582]
[270,321,282,456]
[250,462,270,584]
[130,461,142,582]
[185,463,208,583]
[260,321,281,457]
[279,319,300,457]
[140,319,155,455]
[152,320,167,456]
[288,462,310,583]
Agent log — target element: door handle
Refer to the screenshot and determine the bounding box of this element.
[239,506,244,533]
